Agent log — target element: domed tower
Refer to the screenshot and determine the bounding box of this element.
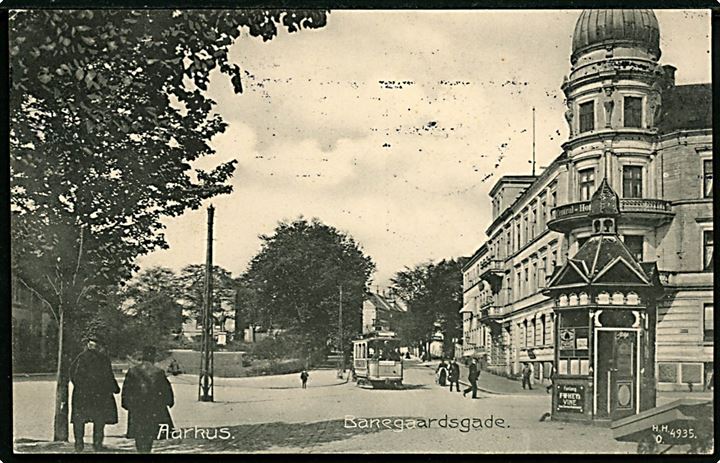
[550,9,675,254]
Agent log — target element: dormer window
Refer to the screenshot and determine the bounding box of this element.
[579,101,595,133]
[623,96,643,128]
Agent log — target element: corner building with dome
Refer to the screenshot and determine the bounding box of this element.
[460,9,712,397]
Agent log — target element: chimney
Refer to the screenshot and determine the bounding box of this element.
[661,65,676,90]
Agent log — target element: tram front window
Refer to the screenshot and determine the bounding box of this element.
[369,339,401,361]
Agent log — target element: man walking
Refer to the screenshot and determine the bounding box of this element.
[121,346,175,453]
[70,334,120,452]
[463,358,480,399]
[300,370,309,389]
[448,359,460,392]
[521,363,533,390]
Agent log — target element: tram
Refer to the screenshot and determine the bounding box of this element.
[352,331,403,388]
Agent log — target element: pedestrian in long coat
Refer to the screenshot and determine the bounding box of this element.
[121,346,175,453]
[436,360,448,386]
[463,358,480,399]
[448,359,461,392]
[70,337,120,452]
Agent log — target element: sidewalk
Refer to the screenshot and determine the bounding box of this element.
[13,367,348,443]
[425,361,546,395]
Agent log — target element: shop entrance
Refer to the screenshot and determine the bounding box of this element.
[595,329,638,420]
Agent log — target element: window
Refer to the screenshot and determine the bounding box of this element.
[624,235,644,261]
[515,223,521,252]
[523,214,529,244]
[704,303,713,342]
[703,230,713,272]
[530,259,537,292]
[623,96,643,128]
[550,188,557,208]
[703,159,713,198]
[579,101,595,133]
[539,199,546,229]
[578,168,595,201]
[623,165,643,198]
[530,209,536,239]
[539,256,547,287]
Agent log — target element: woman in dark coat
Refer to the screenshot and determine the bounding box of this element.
[121,346,175,453]
[436,360,448,386]
[70,337,120,452]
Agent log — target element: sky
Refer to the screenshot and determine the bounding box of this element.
[137,9,711,286]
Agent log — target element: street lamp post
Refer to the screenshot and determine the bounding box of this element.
[198,205,215,402]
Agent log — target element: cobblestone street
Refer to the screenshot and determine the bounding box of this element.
[14,361,646,453]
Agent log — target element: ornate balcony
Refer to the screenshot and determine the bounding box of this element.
[479,258,505,293]
[547,198,674,233]
[479,305,504,324]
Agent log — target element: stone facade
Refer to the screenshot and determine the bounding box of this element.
[461,9,712,391]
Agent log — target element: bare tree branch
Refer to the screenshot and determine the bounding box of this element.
[16,276,59,323]
[72,224,84,288]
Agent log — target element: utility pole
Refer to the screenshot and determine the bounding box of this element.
[199,205,215,402]
[532,106,537,176]
[338,285,344,376]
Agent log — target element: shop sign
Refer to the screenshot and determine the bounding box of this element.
[556,384,584,413]
[559,329,575,349]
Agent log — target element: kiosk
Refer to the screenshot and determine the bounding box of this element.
[545,179,661,423]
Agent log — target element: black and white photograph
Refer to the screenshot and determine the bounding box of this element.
[5,5,715,456]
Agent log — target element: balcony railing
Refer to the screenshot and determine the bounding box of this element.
[479,305,504,321]
[487,306,504,317]
[480,258,504,273]
[620,198,673,213]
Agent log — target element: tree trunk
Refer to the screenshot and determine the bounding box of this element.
[53,308,69,441]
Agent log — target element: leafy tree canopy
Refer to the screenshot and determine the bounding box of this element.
[244,218,375,351]
[391,258,467,354]
[8,9,327,441]
[177,264,237,321]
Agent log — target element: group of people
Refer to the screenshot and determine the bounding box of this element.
[70,335,174,454]
[435,358,481,399]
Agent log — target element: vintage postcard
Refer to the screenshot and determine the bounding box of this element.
[6,5,715,457]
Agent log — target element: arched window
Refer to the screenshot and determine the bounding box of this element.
[559,294,568,307]
[569,293,579,306]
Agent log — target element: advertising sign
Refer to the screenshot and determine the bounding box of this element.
[556,384,585,413]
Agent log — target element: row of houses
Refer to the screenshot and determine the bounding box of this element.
[460,8,713,392]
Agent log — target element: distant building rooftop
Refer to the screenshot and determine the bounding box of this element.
[488,175,538,197]
[658,83,711,134]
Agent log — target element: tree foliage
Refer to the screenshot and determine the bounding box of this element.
[391,258,467,356]
[244,218,375,354]
[177,264,238,321]
[9,9,327,441]
[120,266,185,351]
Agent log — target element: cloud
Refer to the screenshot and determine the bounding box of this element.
[138,10,711,285]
